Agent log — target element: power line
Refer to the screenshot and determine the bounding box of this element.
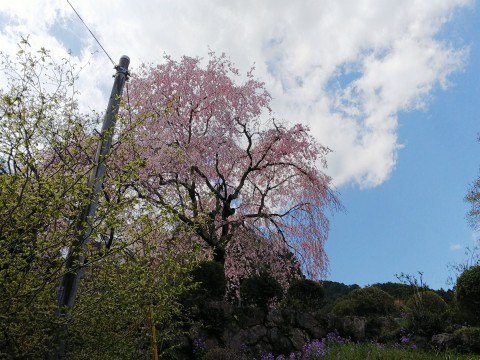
[66,0,116,66]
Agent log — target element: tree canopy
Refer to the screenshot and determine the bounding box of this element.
[124,53,340,279]
[466,138,480,232]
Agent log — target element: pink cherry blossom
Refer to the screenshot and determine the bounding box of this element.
[121,52,340,281]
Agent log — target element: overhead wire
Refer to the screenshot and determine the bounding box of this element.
[65,0,133,117]
[65,0,116,66]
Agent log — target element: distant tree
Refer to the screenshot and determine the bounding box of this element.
[124,53,340,280]
[321,280,360,305]
[435,288,456,307]
[371,282,415,302]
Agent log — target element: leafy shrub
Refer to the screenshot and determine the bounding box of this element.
[240,271,283,308]
[407,290,448,314]
[282,279,325,310]
[198,302,228,334]
[456,265,480,325]
[406,290,449,336]
[332,287,395,317]
[452,327,480,354]
[190,261,227,300]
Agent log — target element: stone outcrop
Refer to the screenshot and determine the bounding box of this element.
[169,301,367,358]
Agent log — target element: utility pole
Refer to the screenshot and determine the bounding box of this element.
[52,55,130,359]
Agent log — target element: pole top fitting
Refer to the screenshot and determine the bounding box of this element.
[114,55,130,78]
[119,55,130,68]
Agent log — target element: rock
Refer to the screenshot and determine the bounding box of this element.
[223,329,244,351]
[295,311,327,339]
[281,308,297,326]
[245,325,268,345]
[290,328,310,351]
[267,326,293,355]
[329,315,366,341]
[266,309,283,327]
[236,307,266,327]
[432,333,456,350]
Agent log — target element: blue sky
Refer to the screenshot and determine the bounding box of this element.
[0,1,478,289]
[328,5,480,289]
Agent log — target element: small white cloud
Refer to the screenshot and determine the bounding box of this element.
[450,243,463,251]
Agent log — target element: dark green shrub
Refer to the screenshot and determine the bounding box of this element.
[452,327,480,354]
[456,265,480,325]
[407,290,448,314]
[332,287,395,317]
[283,279,325,311]
[406,290,449,336]
[240,271,283,308]
[190,261,227,300]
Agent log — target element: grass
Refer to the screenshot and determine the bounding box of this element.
[258,340,479,360]
[322,343,479,360]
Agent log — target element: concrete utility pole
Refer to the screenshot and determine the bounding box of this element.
[53,55,130,359]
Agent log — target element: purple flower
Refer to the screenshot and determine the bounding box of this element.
[302,340,327,359]
[261,353,275,360]
[192,338,206,353]
[323,331,349,345]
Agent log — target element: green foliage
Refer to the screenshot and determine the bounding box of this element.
[282,279,325,311]
[456,265,480,325]
[240,271,283,309]
[321,280,360,305]
[0,39,96,359]
[407,290,449,315]
[323,342,477,360]
[66,239,196,360]
[0,41,197,359]
[190,260,227,300]
[371,282,416,302]
[332,286,396,317]
[451,327,480,354]
[406,290,449,336]
[436,288,456,307]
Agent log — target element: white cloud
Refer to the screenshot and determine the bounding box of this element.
[450,243,463,251]
[0,0,472,187]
